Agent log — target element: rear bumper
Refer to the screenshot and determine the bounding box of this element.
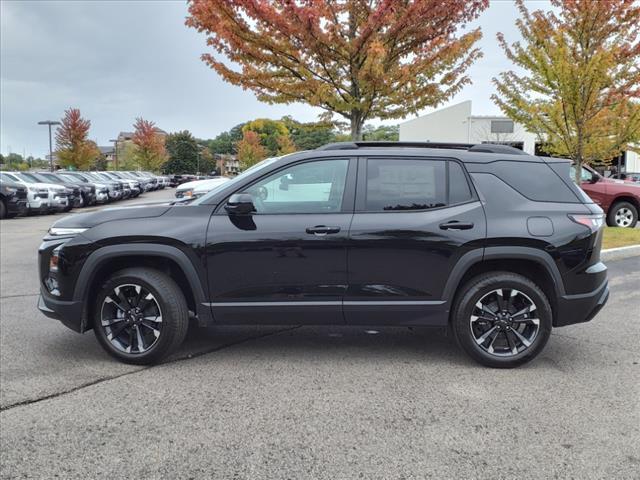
[555,279,609,327]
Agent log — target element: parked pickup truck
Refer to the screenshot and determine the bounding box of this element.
[573,164,640,228]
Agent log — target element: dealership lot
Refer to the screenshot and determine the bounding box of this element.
[1,191,639,479]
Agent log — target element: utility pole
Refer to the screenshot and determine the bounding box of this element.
[37,120,61,171]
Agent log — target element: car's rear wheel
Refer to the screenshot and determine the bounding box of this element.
[93,268,189,364]
[607,201,638,228]
[452,272,552,368]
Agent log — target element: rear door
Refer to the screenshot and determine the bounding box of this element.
[345,156,486,325]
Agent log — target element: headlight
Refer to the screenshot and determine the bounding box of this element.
[48,227,87,236]
[28,186,38,192]
[5,186,18,193]
[182,189,194,198]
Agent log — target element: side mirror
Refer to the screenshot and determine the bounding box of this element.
[590,173,600,184]
[225,193,255,215]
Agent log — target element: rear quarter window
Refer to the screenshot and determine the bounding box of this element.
[487,161,581,203]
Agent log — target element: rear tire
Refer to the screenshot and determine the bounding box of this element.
[93,268,189,364]
[451,272,552,368]
[607,201,638,228]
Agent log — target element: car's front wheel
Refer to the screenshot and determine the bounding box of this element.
[607,201,638,228]
[452,272,552,368]
[93,268,189,364]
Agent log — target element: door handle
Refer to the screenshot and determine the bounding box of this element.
[306,225,341,236]
[439,221,474,230]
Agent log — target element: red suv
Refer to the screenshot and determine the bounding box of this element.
[573,165,640,228]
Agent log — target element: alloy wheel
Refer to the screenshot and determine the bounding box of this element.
[100,283,162,354]
[470,288,540,357]
[615,207,633,227]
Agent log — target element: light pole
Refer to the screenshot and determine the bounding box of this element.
[109,138,118,169]
[37,120,61,171]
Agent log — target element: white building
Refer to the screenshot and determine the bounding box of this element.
[399,101,640,172]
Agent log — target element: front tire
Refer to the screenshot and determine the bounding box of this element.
[607,201,638,228]
[452,272,552,368]
[93,268,189,364]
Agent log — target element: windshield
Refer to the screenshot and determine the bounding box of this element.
[39,173,57,182]
[31,173,57,183]
[94,173,114,182]
[0,172,21,183]
[192,156,281,205]
[15,172,40,184]
[61,172,87,182]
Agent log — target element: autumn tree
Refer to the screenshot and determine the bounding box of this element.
[55,108,99,170]
[493,0,640,182]
[187,0,488,140]
[242,119,293,156]
[236,130,267,170]
[131,118,168,172]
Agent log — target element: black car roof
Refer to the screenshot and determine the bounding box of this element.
[284,142,551,164]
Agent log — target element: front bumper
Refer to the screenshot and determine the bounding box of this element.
[50,195,70,211]
[6,198,28,216]
[555,279,609,327]
[38,292,84,333]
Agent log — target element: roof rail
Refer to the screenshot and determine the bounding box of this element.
[316,141,526,155]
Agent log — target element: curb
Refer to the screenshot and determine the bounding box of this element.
[601,244,640,262]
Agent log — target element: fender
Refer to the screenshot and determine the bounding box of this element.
[441,246,565,305]
[73,243,210,332]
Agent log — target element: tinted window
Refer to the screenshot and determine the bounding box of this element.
[365,159,446,211]
[449,161,473,204]
[241,159,348,214]
[493,161,579,203]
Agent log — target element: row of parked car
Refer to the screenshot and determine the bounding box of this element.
[0,170,171,219]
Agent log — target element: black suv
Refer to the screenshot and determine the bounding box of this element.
[38,142,609,367]
[1,178,28,218]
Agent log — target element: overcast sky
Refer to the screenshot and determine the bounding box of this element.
[0,0,551,158]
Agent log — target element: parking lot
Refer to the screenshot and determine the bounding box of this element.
[0,190,639,479]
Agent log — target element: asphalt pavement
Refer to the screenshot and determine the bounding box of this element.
[1,189,639,479]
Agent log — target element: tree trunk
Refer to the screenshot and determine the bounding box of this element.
[350,112,363,141]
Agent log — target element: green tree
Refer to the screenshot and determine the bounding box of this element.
[165,131,200,174]
[362,125,399,141]
[281,116,337,150]
[493,0,640,182]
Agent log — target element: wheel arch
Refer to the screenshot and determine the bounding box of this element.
[610,195,640,211]
[443,247,563,323]
[74,244,210,332]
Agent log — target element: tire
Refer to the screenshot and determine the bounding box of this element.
[0,199,6,219]
[93,267,189,364]
[606,201,638,228]
[451,272,552,368]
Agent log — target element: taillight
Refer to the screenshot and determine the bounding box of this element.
[568,213,604,232]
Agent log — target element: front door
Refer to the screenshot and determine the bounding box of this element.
[345,156,487,325]
[206,157,355,324]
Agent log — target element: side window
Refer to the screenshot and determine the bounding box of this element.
[241,159,349,214]
[365,158,446,211]
[569,165,594,183]
[449,161,473,204]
